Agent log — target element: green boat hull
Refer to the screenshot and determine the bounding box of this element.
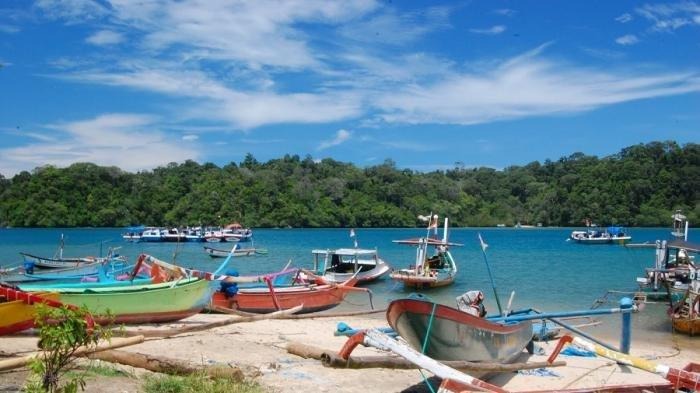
[56,278,211,324]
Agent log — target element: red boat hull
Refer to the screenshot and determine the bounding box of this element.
[211,284,348,314]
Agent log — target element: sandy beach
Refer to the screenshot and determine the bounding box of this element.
[1,308,697,393]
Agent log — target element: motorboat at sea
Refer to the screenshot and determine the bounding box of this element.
[570,226,631,245]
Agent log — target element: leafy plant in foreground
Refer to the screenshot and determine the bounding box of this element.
[24,305,112,393]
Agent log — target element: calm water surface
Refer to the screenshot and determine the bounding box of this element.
[1,226,698,352]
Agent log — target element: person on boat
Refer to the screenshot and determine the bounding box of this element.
[456,290,487,317]
[677,249,690,265]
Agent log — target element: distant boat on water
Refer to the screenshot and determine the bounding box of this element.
[203,223,253,242]
[390,214,461,289]
[20,234,127,269]
[570,226,631,245]
[127,226,212,242]
[203,245,267,257]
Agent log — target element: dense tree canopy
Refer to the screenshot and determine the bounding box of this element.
[0,141,697,228]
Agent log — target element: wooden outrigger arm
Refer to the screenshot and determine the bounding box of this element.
[547,334,700,391]
[338,328,508,393]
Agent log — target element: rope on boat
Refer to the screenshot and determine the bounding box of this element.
[419,302,439,393]
[418,369,437,393]
[422,302,437,354]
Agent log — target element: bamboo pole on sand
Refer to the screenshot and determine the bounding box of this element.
[0,336,145,372]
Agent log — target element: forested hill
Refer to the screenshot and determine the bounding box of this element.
[0,141,697,228]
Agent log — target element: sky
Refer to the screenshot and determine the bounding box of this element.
[0,0,698,176]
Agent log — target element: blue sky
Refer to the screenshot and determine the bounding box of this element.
[0,0,698,176]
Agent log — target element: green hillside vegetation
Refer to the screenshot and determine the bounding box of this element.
[0,141,697,228]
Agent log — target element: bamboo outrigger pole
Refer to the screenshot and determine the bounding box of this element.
[478,233,503,315]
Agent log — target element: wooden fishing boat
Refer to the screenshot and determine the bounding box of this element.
[20,235,127,269]
[670,261,699,336]
[672,309,700,335]
[130,253,371,315]
[20,252,103,269]
[306,247,390,284]
[1,260,105,283]
[19,254,212,325]
[211,273,368,314]
[0,287,60,335]
[386,297,533,362]
[203,245,266,257]
[632,238,698,302]
[390,214,461,289]
[48,278,211,324]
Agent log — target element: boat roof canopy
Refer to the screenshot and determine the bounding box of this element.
[606,226,626,235]
[668,239,700,253]
[312,248,377,256]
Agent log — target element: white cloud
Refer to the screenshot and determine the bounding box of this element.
[636,1,700,31]
[114,0,378,70]
[317,129,351,150]
[182,134,199,141]
[616,34,640,45]
[374,45,700,126]
[469,25,506,35]
[30,1,700,140]
[86,30,124,45]
[34,0,109,23]
[0,114,199,175]
[615,13,633,23]
[338,6,450,45]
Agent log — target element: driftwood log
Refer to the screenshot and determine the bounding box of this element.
[88,350,246,380]
[0,336,145,372]
[286,342,566,372]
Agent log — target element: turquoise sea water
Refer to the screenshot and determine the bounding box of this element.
[1,226,698,351]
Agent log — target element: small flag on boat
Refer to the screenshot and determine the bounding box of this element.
[478,233,488,252]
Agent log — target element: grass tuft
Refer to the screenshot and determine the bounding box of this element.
[142,372,264,393]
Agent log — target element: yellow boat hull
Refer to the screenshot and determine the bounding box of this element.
[0,293,59,335]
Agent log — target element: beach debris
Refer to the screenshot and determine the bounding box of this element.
[560,346,596,357]
[516,368,561,377]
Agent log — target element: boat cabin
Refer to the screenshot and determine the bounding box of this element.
[312,248,380,274]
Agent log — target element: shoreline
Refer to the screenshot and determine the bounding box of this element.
[1,310,697,392]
